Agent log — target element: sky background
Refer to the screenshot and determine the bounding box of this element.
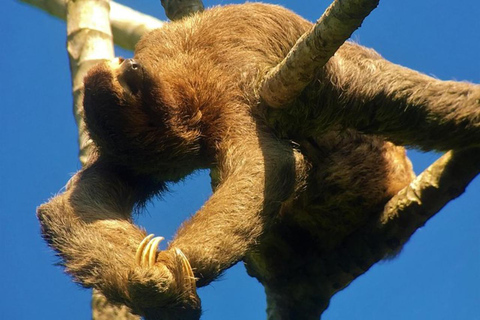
[1,0,479,319]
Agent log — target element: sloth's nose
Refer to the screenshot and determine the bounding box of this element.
[123,58,140,70]
[118,59,144,95]
[120,58,139,71]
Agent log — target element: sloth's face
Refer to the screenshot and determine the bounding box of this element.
[82,58,204,180]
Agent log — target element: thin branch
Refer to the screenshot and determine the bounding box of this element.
[161,0,204,21]
[18,0,164,51]
[259,0,379,108]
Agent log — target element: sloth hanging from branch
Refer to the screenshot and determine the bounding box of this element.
[33,0,480,319]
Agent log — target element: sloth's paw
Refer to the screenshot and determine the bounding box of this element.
[127,234,201,320]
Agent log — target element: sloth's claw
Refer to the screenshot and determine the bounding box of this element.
[134,235,196,290]
[148,237,164,266]
[135,234,164,267]
[128,236,199,316]
[135,234,154,265]
[173,247,196,290]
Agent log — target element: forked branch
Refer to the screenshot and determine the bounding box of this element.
[19,0,206,48]
[18,0,164,50]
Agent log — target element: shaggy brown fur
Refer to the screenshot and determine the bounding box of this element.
[37,3,480,319]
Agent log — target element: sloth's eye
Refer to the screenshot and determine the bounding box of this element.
[117,58,144,95]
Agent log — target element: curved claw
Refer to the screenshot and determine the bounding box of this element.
[134,236,196,296]
[148,237,164,266]
[135,234,154,265]
[173,247,197,292]
[135,234,164,267]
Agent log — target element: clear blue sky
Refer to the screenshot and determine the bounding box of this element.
[1,0,479,319]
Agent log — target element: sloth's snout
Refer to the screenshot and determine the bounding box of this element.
[122,58,140,71]
[118,58,144,95]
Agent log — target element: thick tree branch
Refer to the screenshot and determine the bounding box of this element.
[259,0,379,108]
[66,0,114,164]
[18,0,164,51]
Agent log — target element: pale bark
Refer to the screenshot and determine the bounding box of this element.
[18,0,164,51]
[259,0,379,108]
[66,0,113,164]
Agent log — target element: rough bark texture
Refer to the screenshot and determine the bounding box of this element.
[259,0,379,108]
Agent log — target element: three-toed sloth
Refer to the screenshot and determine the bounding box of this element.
[37,3,480,319]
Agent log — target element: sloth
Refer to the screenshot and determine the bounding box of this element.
[37,3,480,319]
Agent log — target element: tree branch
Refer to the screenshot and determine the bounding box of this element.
[66,0,113,164]
[259,0,379,108]
[378,148,480,242]
[18,0,164,51]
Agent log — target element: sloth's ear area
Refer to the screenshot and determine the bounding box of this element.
[117,58,145,96]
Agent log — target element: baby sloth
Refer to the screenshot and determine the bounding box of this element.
[38,3,480,319]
